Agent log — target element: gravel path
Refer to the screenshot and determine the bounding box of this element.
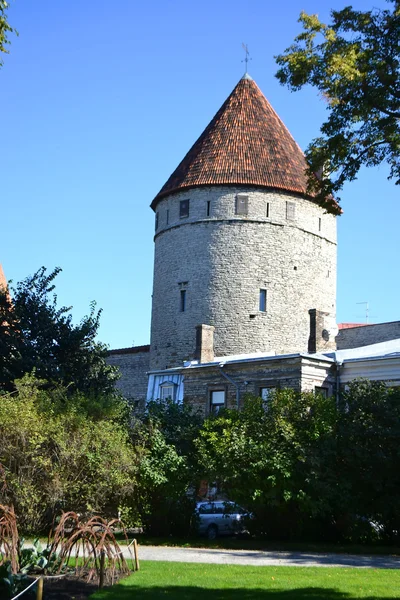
[132,545,400,569]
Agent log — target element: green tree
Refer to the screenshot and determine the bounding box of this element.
[131,398,202,536]
[337,380,400,541]
[196,391,338,540]
[0,0,16,67]
[0,267,119,396]
[275,2,400,214]
[0,375,139,532]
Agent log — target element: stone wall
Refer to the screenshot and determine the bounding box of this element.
[182,355,334,416]
[336,321,400,350]
[150,185,337,370]
[107,345,150,404]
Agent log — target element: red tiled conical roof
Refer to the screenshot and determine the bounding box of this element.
[151,74,310,210]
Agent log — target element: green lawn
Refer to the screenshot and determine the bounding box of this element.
[91,561,400,600]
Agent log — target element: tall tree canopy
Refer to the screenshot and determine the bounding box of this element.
[275,2,400,214]
[0,0,16,67]
[0,267,119,396]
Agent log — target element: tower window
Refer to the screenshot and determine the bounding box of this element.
[266,202,270,218]
[235,194,248,215]
[318,217,322,231]
[180,199,190,218]
[155,212,159,230]
[206,200,211,217]
[180,289,186,312]
[286,201,296,220]
[166,209,169,225]
[259,289,267,312]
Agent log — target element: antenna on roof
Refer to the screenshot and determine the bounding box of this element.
[241,43,252,74]
[356,301,369,323]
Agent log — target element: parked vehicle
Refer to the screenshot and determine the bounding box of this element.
[195,500,251,539]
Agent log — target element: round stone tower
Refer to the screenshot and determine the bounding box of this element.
[149,74,337,371]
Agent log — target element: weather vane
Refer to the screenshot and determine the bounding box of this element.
[242,43,252,74]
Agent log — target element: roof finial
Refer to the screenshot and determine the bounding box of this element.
[241,43,252,74]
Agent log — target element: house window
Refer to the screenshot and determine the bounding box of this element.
[315,386,328,398]
[266,202,270,218]
[180,289,186,312]
[180,199,190,218]
[155,212,159,230]
[286,201,296,220]
[210,390,225,415]
[260,387,276,402]
[207,200,211,217]
[160,382,176,400]
[235,194,248,215]
[259,289,267,312]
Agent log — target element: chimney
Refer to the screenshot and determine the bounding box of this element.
[195,324,215,363]
[308,309,336,353]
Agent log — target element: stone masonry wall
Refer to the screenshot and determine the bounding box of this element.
[107,346,150,404]
[336,321,400,349]
[150,186,337,370]
[182,355,334,417]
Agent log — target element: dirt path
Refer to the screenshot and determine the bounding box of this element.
[133,545,400,569]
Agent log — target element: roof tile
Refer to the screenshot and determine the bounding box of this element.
[151,76,311,209]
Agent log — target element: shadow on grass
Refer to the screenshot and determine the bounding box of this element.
[93,586,400,600]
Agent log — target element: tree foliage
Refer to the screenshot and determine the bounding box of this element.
[0,267,119,396]
[0,375,139,532]
[130,398,203,536]
[196,390,339,540]
[337,380,400,540]
[275,2,400,214]
[196,384,400,542]
[0,1,16,67]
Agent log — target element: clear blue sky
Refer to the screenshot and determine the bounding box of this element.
[2,0,398,349]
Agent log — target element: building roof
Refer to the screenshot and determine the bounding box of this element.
[338,323,369,330]
[151,74,312,210]
[332,338,400,363]
[108,344,150,356]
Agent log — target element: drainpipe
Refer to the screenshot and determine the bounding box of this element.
[219,363,240,410]
[335,360,343,407]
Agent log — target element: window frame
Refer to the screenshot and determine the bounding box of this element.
[180,199,190,218]
[259,386,276,402]
[259,288,267,312]
[314,386,328,398]
[286,201,296,221]
[180,289,187,312]
[209,388,226,415]
[235,194,249,216]
[159,382,176,400]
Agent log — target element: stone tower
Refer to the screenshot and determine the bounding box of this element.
[149,75,337,371]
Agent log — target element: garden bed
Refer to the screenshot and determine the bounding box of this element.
[41,572,126,599]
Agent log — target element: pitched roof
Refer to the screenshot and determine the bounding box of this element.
[338,323,369,330]
[151,74,311,210]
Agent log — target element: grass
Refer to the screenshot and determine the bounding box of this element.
[90,560,400,599]
[116,533,400,557]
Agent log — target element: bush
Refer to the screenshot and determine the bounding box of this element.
[0,375,139,532]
